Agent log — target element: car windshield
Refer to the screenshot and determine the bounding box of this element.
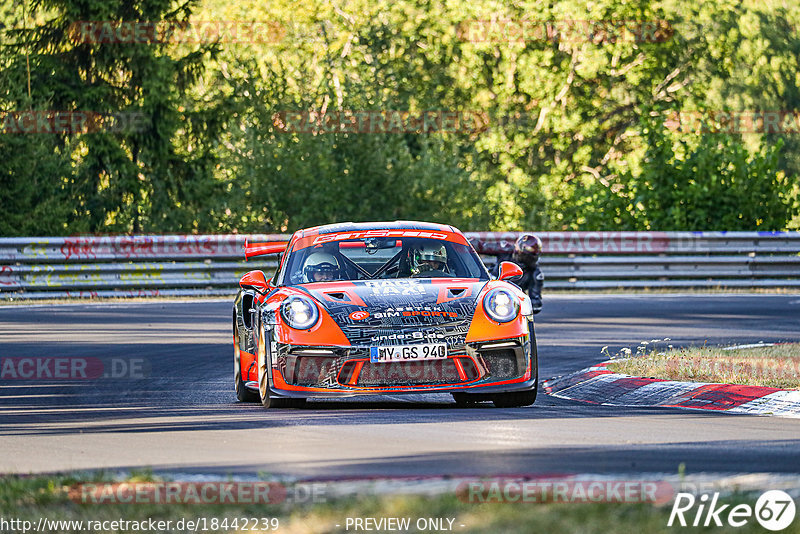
[279,236,488,285]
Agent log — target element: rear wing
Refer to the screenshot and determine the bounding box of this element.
[244,238,288,261]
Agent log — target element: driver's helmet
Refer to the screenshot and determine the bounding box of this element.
[303,252,341,282]
[512,234,542,267]
[410,243,447,274]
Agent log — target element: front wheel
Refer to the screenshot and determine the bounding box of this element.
[492,387,537,408]
[256,328,301,408]
[493,321,538,408]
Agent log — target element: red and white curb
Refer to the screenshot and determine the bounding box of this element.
[542,362,800,418]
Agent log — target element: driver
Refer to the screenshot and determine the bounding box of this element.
[302,252,341,282]
[409,244,448,276]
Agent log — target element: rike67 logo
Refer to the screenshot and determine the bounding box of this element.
[668,490,796,531]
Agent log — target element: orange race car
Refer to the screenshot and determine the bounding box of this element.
[233,221,538,408]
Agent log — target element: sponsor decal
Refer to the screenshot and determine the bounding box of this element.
[312,230,449,245]
[365,280,427,296]
[370,332,447,342]
[372,311,403,319]
[403,310,458,318]
[349,310,370,321]
[371,306,459,319]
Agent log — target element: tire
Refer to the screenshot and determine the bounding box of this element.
[492,387,537,408]
[452,392,481,407]
[492,321,538,408]
[234,324,259,403]
[256,327,294,409]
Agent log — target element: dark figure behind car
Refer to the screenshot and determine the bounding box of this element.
[479,234,544,314]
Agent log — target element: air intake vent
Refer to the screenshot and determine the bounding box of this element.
[480,349,519,378]
[294,357,339,386]
[357,360,460,386]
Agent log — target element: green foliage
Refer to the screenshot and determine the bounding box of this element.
[0,0,799,235]
[633,121,793,230]
[0,134,73,235]
[1,0,224,234]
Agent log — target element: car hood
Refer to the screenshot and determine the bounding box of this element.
[301,278,488,346]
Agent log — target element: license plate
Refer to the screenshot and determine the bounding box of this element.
[369,343,448,363]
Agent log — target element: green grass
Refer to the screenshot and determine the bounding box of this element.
[607,343,800,389]
[1,474,795,533]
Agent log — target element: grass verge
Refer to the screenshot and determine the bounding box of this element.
[607,343,800,389]
[0,473,785,534]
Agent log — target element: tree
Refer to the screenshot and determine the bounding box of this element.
[628,118,795,230]
[0,0,225,235]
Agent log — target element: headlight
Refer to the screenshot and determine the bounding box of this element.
[280,296,319,330]
[483,288,519,323]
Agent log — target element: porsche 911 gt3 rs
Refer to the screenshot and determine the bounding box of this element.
[233,221,538,408]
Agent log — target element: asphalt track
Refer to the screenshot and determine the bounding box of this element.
[1,294,800,479]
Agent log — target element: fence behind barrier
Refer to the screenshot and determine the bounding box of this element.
[0,232,798,298]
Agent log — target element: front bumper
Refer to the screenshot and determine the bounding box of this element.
[246,333,536,398]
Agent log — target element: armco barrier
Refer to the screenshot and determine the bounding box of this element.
[470,231,800,289]
[0,232,798,299]
[0,235,285,299]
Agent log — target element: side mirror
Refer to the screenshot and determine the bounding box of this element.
[239,270,270,294]
[498,261,523,282]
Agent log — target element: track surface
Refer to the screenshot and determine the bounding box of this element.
[1,294,799,478]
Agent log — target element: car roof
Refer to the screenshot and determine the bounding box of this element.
[298,221,458,237]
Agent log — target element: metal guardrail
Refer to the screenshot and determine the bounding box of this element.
[0,235,284,299]
[0,232,798,299]
[471,231,800,289]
